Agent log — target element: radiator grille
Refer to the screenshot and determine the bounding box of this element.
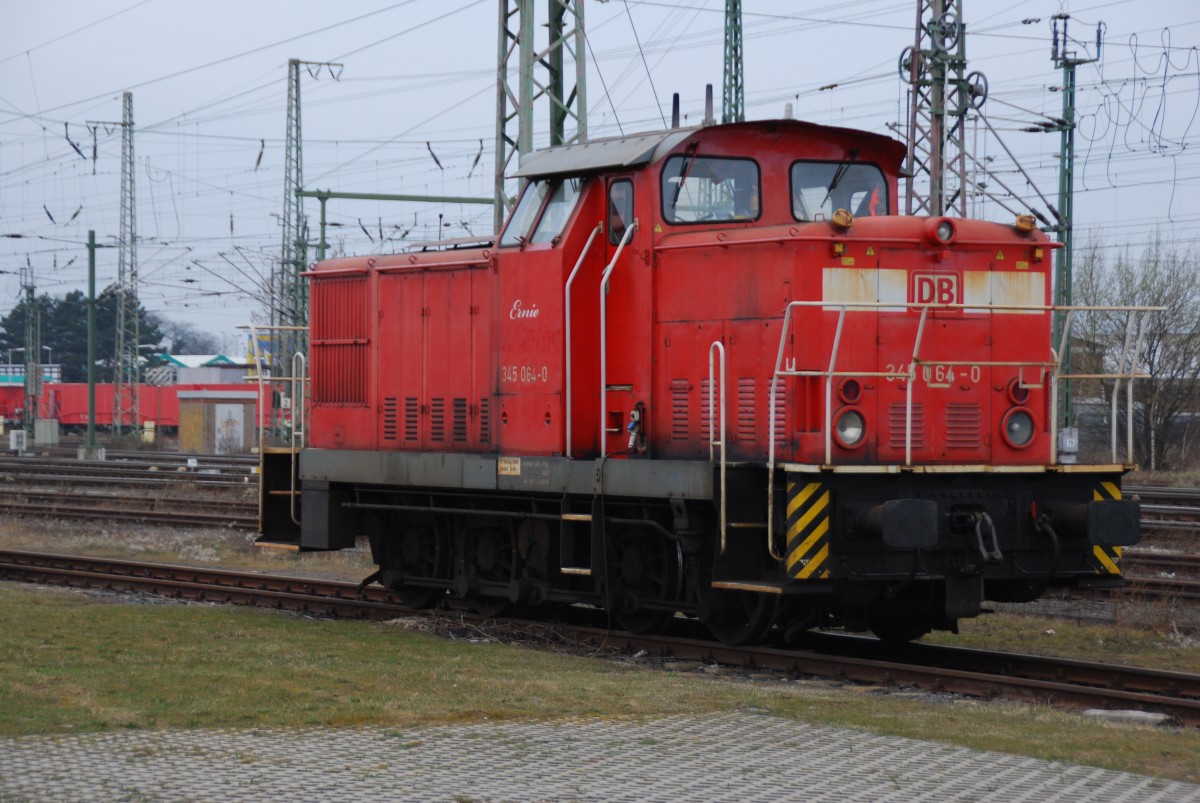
[737,378,756,443]
[671,379,691,441]
[431,398,445,442]
[771,382,787,445]
[945,403,982,449]
[382,397,398,441]
[452,398,468,443]
[889,402,926,450]
[479,398,491,445]
[405,397,419,442]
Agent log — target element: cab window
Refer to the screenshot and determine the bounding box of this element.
[608,179,634,245]
[499,180,551,247]
[530,178,581,243]
[661,155,759,224]
[791,161,888,222]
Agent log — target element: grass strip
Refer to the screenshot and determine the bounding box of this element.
[1,583,1198,783]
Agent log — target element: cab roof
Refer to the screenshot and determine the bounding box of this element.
[511,119,904,180]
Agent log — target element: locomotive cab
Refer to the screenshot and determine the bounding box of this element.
[267,118,1145,645]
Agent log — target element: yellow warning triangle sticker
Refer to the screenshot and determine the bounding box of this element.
[865,246,875,256]
[995,250,1005,260]
[653,223,663,233]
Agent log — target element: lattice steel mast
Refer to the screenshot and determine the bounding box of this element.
[900,0,987,217]
[1049,14,1101,425]
[276,59,341,367]
[494,0,587,232]
[722,0,744,124]
[113,91,138,436]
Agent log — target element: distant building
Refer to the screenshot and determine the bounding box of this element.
[145,354,251,385]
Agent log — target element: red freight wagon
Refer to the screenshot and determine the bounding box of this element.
[263,118,1144,645]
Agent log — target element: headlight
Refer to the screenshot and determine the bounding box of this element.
[835,409,866,448]
[926,217,957,245]
[1002,407,1035,448]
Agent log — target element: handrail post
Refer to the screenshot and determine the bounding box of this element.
[599,220,638,454]
[708,340,727,553]
[767,301,800,563]
[1128,311,1149,465]
[1111,317,1136,464]
[290,351,307,525]
[907,307,931,467]
[824,308,847,466]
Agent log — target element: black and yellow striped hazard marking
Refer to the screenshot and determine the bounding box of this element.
[1088,481,1123,575]
[786,480,831,580]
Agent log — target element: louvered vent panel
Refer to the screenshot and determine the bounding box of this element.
[945,403,982,449]
[737,378,756,443]
[479,398,491,445]
[430,398,445,442]
[699,378,716,442]
[404,397,419,442]
[889,403,926,450]
[452,398,468,443]
[310,276,368,405]
[671,379,690,441]
[771,382,787,445]
[382,397,398,441]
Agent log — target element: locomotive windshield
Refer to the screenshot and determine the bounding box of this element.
[661,155,760,224]
[791,161,888,221]
[499,178,582,246]
[530,178,580,243]
[499,180,551,246]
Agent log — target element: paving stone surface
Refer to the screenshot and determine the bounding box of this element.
[0,712,1196,802]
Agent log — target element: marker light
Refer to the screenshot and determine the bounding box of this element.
[839,378,862,404]
[1001,407,1035,449]
[1007,378,1031,405]
[834,409,866,448]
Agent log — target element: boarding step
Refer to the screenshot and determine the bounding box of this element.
[559,497,596,576]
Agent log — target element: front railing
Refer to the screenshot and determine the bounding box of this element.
[764,300,1161,562]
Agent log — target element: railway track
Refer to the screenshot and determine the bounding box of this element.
[0,453,258,528]
[1,548,1197,726]
[1127,485,1200,532]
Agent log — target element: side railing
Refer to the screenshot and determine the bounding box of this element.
[598,219,638,453]
[708,340,727,554]
[563,222,603,458]
[764,300,1161,561]
[243,323,309,526]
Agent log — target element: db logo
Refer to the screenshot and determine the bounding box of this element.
[911,273,960,306]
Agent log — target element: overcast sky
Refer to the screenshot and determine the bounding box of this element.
[2,0,1198,350]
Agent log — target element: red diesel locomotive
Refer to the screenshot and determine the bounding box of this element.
[260,118,1140,644]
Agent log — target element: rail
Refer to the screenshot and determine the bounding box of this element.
[765,300,1161,561]
[599,220,638,453]
[708,340,727,554]
[563,222,603,458]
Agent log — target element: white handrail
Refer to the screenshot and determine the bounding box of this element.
[764,299,1162,564]
[563,223,603,458]
[290,351,308,525]
[708,340,727,554]
[598,219,638,454]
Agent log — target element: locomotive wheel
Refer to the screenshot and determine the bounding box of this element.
[867,618,931,644]
[609,525,682,635]
[394,516,448,609]
[702,588,777,646]
[463,517,518,617]
[366,512,447,609]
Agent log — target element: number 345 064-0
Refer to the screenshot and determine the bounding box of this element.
[884,363,981,385]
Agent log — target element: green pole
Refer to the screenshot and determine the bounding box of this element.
[87,230,97,450]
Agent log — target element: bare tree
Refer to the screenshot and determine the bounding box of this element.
[1077,235,1200,470]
